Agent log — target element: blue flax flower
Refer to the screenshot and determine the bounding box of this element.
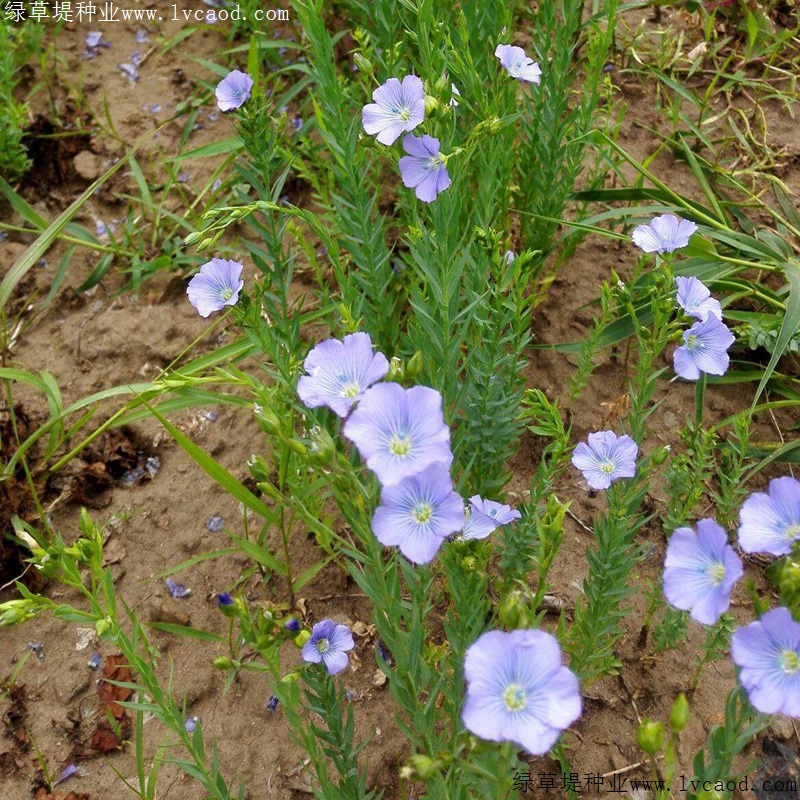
[297,333,389,418]
[186,259,244,318]
[732,607,800,716]
[738,477,800,556]
[462,495,521,541]
[302,619,354,675]
[571,431,638,491]
[631,214,698,253]
[372,463,465,564]
[673,315,735,381]
[675,276,722,321]
[494,44,542,83]
[215,70,254,112]
[663,519,743,625]
[362,76,425,146]
[166,578,191,598]
[343,383,453,486]
[462,629,581,755]
[398,134,451,203]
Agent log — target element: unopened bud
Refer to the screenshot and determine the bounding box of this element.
[213,656,234,670]
[353,53,373,74]
[497,590,530,630]
[636,719,664,755]
[669,693,689,733]
[406,351,423,379]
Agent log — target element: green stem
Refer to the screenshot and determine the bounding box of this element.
[695,372,707,427]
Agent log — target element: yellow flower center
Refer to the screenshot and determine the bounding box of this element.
[779,649,800,674]
[317,638,330,653]
[784,523,800,541]
[389,432,411,456]
[708,562,725,586]
[502,683,527,712]
[411,503,433,524]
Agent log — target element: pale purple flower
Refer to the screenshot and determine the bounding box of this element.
[675,276,722,321]
[87,652,102,671]
[462,496,521,541]
[27,642,45,661]
[738,477,800,556]
[301,619,354,675]
[85,31,103,48]
[166,578,191,599]
[362,75,425,146]
[207,515,224,532]
[186,258,244,318]
[215,70,254,112]
[571,431,638,490]
[731,607,800,716]
[136,29,149,44]
[184,716,199,733]
[398,134,451,203]
[631,214,698,254]
[462,629,581,755]
[663,519,743,625]
[297,333,389,418]
[343,383,453,486]
[503,250,516,265]
[54,764,80,786]
[673,315,735,381]
[494,44,542,83]
[117,62,139,82]
[371,463,465,564]
[266,694,280,713]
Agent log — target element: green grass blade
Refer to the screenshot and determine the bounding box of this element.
[751,263,800,408]
[144,399,278,524]
[0,154,131,312]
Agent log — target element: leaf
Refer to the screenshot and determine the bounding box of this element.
[143,399,278,524]
[226,532,287,576]
[751,261,800,408]
[148,623,224,642]
[0,155,131,312]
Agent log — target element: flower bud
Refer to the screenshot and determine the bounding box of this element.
[636,719,664,755]
[183,231,203,247]
[253,403,280,435]
[247,454,271,483]
[308,427,336,465]
[213,656,234,670]
[669,693,690,733]
[197,237,216,253]
[294,630,311,648]
[460,555,478,572]
[651,445,671,466]
[353,53,373,74]
[406,351,424,379]
[400,754,440,780]
[423,95,441,116]
[498,590,530,630]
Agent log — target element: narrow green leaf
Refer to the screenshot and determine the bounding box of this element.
[148,623,224,642]
[143,400,277,523]
[226,532,287,576]
[0,154,131,311]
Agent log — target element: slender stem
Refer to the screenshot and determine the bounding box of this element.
[695,372,707,427]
